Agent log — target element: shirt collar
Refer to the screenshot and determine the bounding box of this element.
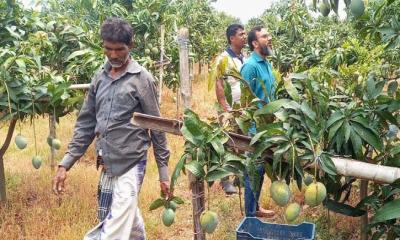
[226,47,244,63]
[104,58,142,75]
[251,51,266,63]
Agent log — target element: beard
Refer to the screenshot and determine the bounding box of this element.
[261,45,274,56]
[107,54,130,68]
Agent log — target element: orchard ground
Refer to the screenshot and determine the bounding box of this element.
[0,76,361,240]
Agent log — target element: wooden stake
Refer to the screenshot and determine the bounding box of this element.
[158,25,165,105]
[178,27,205,240]
[49,113,56,170]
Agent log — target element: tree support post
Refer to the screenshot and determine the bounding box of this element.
[49,114,57,170]
[178,27,206,240]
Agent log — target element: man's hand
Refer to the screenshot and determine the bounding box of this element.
[52,166,67,195]
[160,180,172,199]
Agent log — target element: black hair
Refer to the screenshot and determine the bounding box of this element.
[100,17,133,45]
[247,26,264,51]
[226,24,244,44]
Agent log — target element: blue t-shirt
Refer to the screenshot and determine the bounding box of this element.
[240,52,276,103]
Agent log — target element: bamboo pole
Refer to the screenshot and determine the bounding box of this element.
[131,113,400,184]
[69,84,90,90]
[178,27,205,240]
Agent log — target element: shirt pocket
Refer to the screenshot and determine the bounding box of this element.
[112,103,134,121]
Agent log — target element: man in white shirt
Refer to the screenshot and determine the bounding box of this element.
[215,24,246,194]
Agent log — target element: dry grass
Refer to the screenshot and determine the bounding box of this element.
[0,75,359,239]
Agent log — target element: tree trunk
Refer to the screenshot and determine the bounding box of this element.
[0,119,17,202]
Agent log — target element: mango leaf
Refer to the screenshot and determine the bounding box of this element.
[181,110,204,145]
[250,130,268,145]
[319,154,337,175]
[351,122,383,151]
[206,168,231,182]
[223,165,241,175]
[284,78,300,101]
[288,72,307,80]
[300,101,316,121]
[170,153,188,190]
[223,80,233,107]
[370,199,400,224]
[327,111,345,128]
[235,117,251,134]
[254,99,292,116]
[185,161,205,178]
[388,81,398,96]
[343,121,351,144]
[149,198,165,211]
[170,196,184,204]
[350,129,363,159]
[66,49,91,61]
[328,119,344,140]
[226,160,246,173]
[210,138,225,156]
[324,199,366,217]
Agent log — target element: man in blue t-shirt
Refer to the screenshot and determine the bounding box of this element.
[240,26,276,218]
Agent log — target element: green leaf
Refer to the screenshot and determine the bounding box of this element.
[324,199,365,217]
[254,99,292,116]
[284,78,300,101]
[170,153,188,190]
[223,80,233,107]
[181,110,205,145]
[388,81,398,96]
[328,119,344,140]
[300,101,316,121]
[235,117,251,135]
[66,49,91,61]
[210,138,225,156]
[351,122,383,151]
[149,198,165,211]
[185,160,205,178]
[319,154,337,175]
[327,111,345,128]
[170,196,184,205]
[350,129,363,159]
[370,199,400,224]
[250,130,268,145]
[343,121,351,144]
[206,168,231,182]
[226,160,246,173]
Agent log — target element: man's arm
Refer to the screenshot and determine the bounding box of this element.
[59,79,98,170]
[53,76,98,194]
[240,63,258,91]
[138,71,171,196]
[215,77,231,111]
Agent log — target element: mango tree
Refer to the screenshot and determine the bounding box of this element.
[0,2,88,201]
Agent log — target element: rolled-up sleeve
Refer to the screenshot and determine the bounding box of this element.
[138,73,170,181]
[59,78,97,170]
